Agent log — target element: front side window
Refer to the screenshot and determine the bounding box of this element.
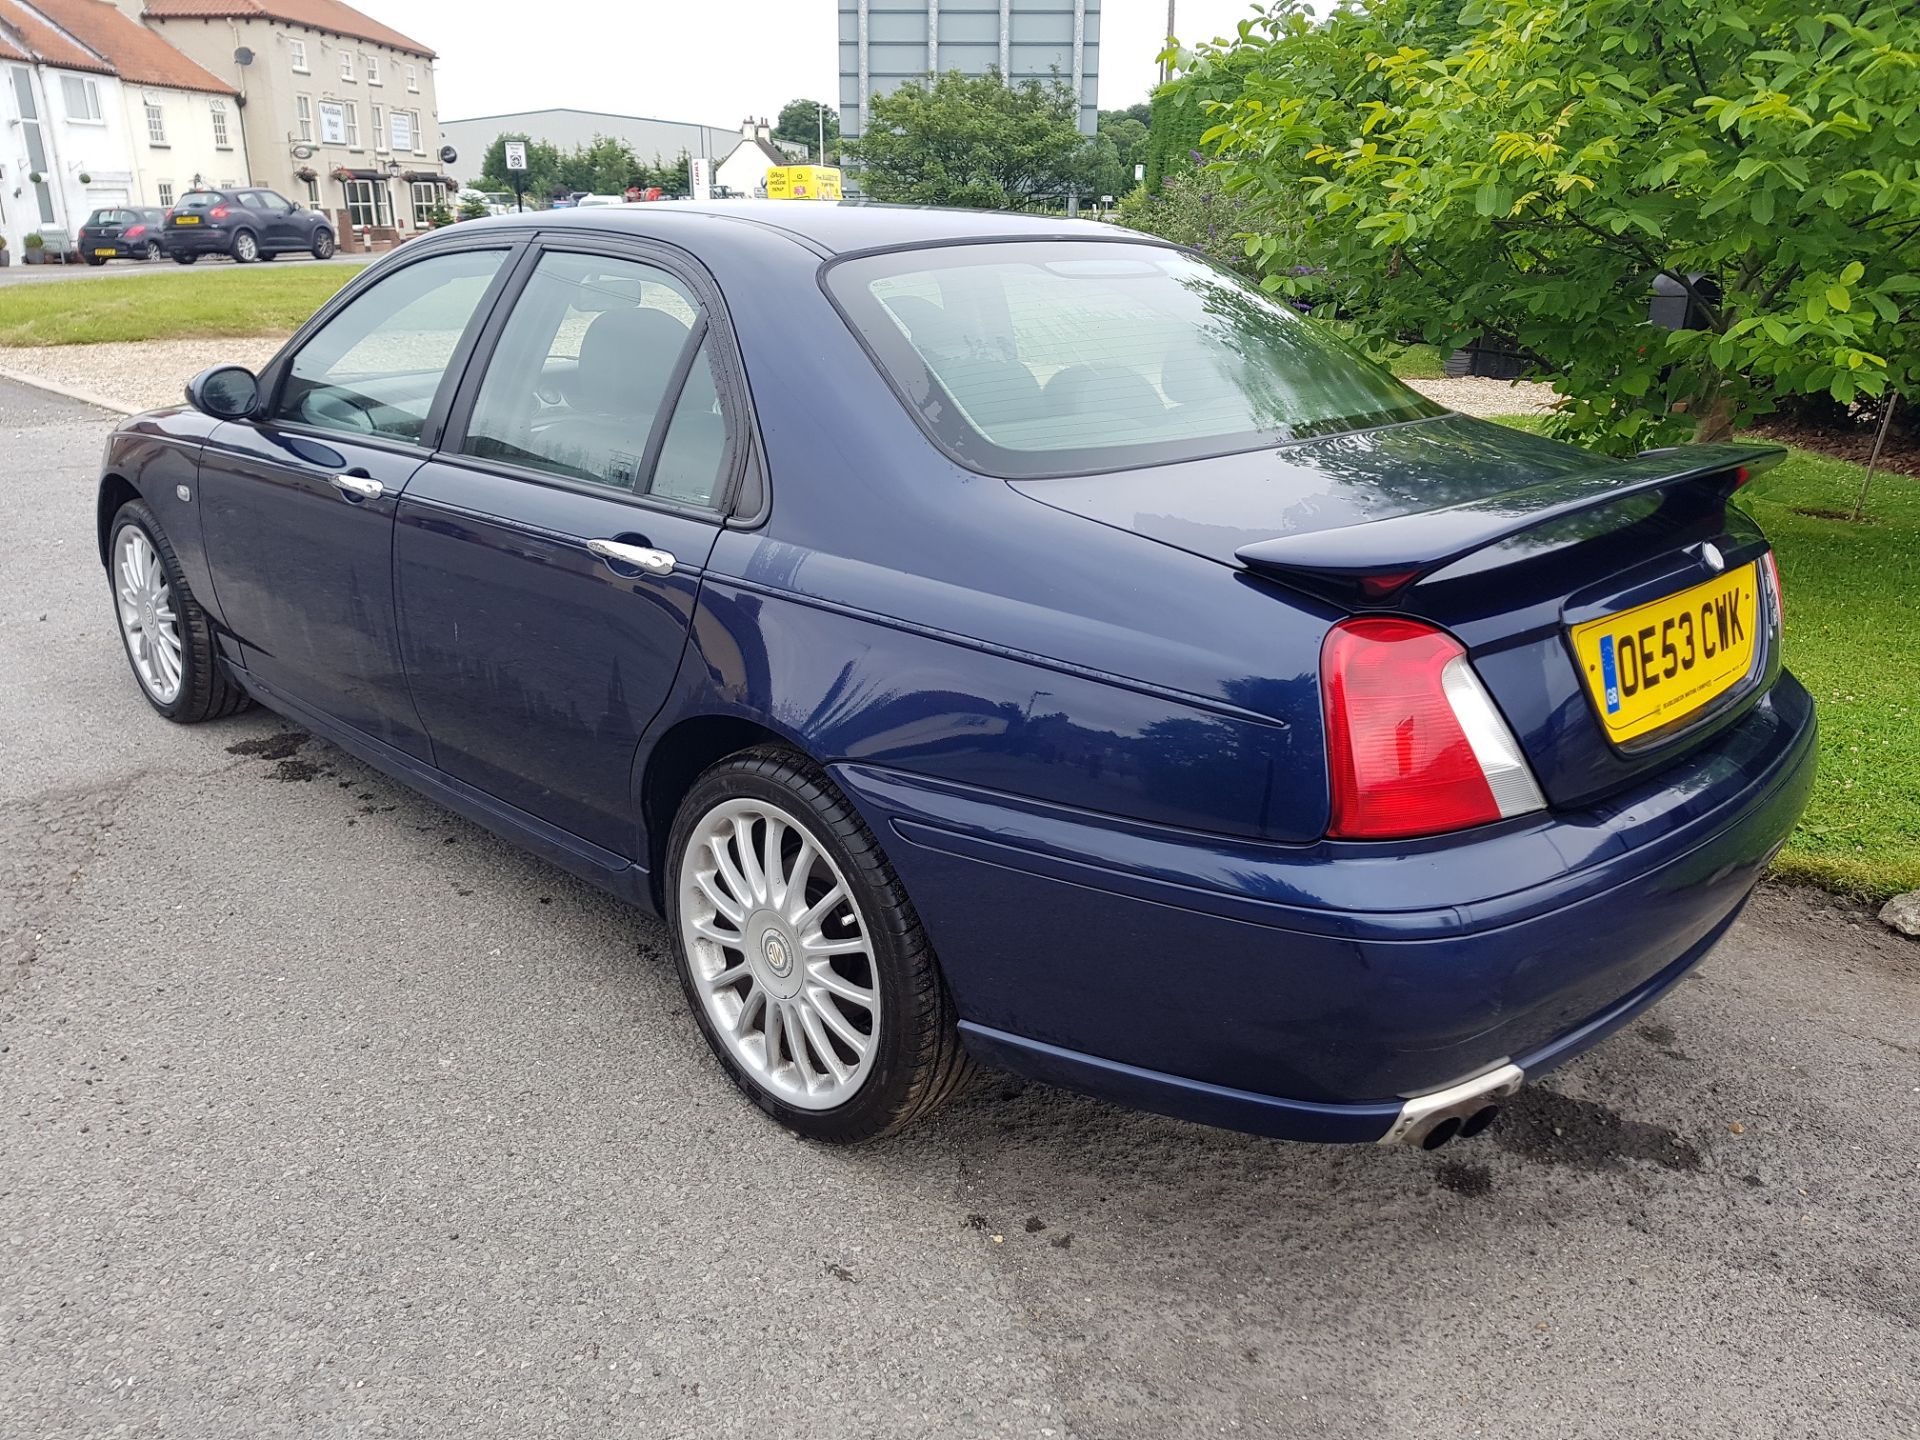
[462,251,728,504]
[62,75,102,122]
[211,99,229,148]
[826,242,1443,479]
[275,248,506,442]
[145,101,166,145]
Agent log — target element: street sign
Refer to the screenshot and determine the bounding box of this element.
[503,141,528,172]
[689,156,712,202]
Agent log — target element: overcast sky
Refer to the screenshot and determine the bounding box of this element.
[369,0,1273,126]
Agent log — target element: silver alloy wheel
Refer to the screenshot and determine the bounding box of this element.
[115,526,183,704]
[144,240,162,261]
[314,231,335,259]
[679,797,881,1110]
[234,231,257,262]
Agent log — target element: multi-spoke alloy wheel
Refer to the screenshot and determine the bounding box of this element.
[106,501,252,724]
[680,797,880,1109]
[115,525,183,704]
[666,749,974,1142]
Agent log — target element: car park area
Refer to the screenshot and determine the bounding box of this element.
[4,375,1917,1437]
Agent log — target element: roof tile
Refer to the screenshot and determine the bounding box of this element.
[139,0,434,59]
[12,0,238,93]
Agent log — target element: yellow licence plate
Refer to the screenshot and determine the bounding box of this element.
[94,247,116,256]
[176,215,200,224]
[1571,564,1758,743]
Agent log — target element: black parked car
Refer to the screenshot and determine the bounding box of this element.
[78,207,168,264]
[164,187,336,264]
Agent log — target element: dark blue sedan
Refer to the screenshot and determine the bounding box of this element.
[95,203,1815,1147]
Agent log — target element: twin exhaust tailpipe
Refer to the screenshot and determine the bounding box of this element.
[1378,1062,1525,1150]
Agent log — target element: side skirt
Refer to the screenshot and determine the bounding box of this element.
[228,665,656,913]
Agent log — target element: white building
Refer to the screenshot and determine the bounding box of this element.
[0,0,244,257]
[714,118,806,199]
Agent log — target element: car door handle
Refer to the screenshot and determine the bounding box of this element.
[586,538,675,576]
[330,474,384,501]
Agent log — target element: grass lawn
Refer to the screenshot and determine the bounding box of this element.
[1490,414,1919,901]
[0,267,354,346]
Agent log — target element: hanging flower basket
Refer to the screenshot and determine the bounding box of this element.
[330,166,355,182]
[295,165,319,182]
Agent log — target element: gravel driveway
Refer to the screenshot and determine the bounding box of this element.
[0,339,1561,420]
[4,378,1917,1438]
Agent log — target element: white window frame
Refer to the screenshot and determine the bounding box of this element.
[62,74,104,124]
[371,102,386,152]
[365,55,380,86]
[405,63,419,92]
[339,49,355,82]
[288,36,309,72]
[296,93,313,143]
[210,98,230,149]
[343,100,360,148]
[145,100,167,146]
[157,181,174,207]
[318,99,346,146]
[410,180,441,228]
[343,177,392,229]
[410,110,425,156]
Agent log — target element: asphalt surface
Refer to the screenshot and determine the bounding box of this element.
[3,377,1916,1439]
[0,252,372,286]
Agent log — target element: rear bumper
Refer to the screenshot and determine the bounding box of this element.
[163,230,235,256]
[81,238,148,258]
[834,672,1817,1143]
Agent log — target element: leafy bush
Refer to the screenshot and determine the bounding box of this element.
[1177,0,1920,449]
[1113,171,1269,276]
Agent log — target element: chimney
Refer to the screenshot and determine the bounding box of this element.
[756,117,771,141]
[741,117,756,139]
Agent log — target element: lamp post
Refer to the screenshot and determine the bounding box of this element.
[817,101,827,165]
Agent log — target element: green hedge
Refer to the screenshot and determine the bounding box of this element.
[1144,86,1211,191]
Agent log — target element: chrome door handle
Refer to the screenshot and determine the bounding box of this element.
[587,538,675,576]
[330,474,384,500]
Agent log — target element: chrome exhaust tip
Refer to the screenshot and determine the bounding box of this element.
[1378,1063,1524,1149]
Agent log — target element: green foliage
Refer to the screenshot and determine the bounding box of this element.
[479,133,563,197]
[479,133,689,202]
[1182,0,1920,449]
[1092,104,1151,197]
[1144,85,1209,191]
[844,69,1095,209]
[426,203,454,228]
[0,268,351,346]
[456,194,489,221]
[774,98,839,161]
[1114,170,1266,274]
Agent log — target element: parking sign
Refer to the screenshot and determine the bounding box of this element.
[504,141,528,172]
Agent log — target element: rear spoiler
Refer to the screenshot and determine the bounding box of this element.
[1234,442,1786,604]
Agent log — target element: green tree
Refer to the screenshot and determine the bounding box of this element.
[1114,170,1269,275]
[1180,0,1920,448]
[774,99,839,161]
[479,133,563,200]
[456,194,489,221]
[845,69,1095,209]
[1096,104,1152,194]
[558,133,642,195]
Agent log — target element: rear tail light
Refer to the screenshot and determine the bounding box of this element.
[210,206,230,219]
[125,223,146,237]
[1321,617,1547,840]
[1762,548,1783,628]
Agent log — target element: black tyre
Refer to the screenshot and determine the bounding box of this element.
[144,240,162,261]
[107,499,252,724]
[231,229,259,263]
[666,747,973,1143]
[312,229,336,259]
[86,255,107,266]
[173,253,197,265]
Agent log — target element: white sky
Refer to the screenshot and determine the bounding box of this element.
[370,0,1273,125]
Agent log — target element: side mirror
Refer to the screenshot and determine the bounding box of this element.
[185,365,260,420]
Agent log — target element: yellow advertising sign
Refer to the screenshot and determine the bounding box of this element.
[766,165,843,201]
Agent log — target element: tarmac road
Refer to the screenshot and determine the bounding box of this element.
[2,378,1916,1439]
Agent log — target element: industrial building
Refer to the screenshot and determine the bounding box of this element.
[838,0,1100,141]
[437,107,740,186]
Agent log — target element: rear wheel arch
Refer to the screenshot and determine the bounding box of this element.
[640,714,800,909]
[97,473,140,567]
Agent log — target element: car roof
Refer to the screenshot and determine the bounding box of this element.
[511,200,1130,257]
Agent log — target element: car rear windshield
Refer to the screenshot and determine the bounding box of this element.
[825,241,1444,478]
[174,192,222,211]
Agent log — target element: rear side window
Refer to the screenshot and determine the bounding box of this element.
[461,250,732,507]
[825,241,1442,479]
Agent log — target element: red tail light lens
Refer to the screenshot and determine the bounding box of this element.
[125,223,146,237]
[1322,617,1545,839]
[1762,548,1783,627]
[210,206,230,219]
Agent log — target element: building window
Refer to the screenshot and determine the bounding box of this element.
[157,181,174,207]
[343,101,359,148]
[405,63,418,92]
[339,49,355,82]
[318,99,345,145]
[371,103,385,151]
[145,101,167,145]
[410,180,442,227]
[390,108,412,154]
[61,74,104,122]
[410,110,425,155]
[289,36,309,72]
[304,176,319,206]
[296,93,313,142]
[343,178,392,229]
[365,55,380,85]
[210,99,230,149]
[10,65,57,224]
